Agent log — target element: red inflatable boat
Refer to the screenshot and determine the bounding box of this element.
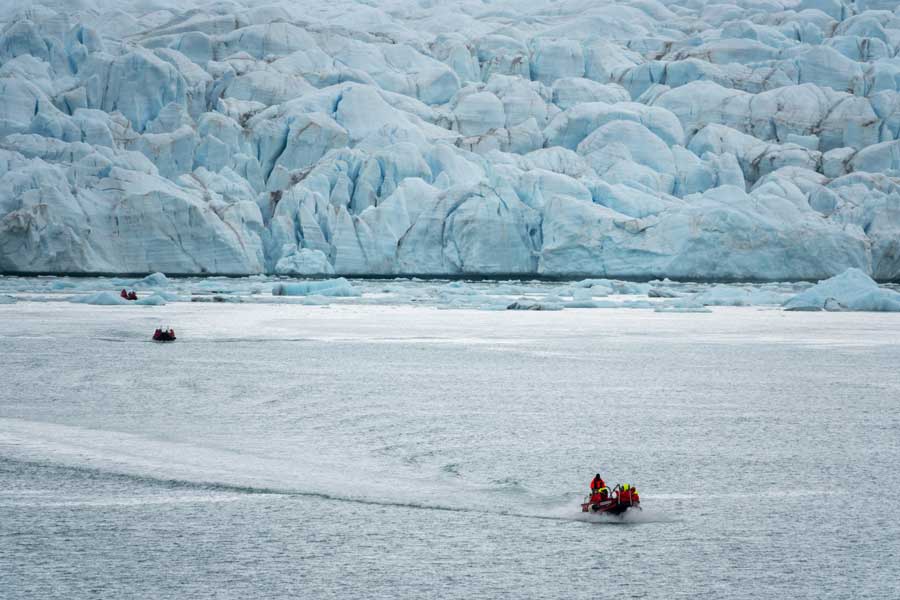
[152,328,176,342]
[581,483,641,515]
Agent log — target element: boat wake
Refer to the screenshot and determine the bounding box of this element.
[0,418,668,524]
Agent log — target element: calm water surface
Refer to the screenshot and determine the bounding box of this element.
[1,302,899,599]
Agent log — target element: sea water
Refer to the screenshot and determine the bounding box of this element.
[1,300,899,599]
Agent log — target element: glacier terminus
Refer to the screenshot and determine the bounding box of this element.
[1,0,900,281]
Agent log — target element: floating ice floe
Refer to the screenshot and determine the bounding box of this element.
[135,294,168,306]
[272,278,360,297]
[648,287,679,298]
[654,305,712,314]
[190,295,242,303]
[783,269,900,312]
[506,300,563,311]
[692,285,792,307]
[69,291,168,305]
[70,291,132,305]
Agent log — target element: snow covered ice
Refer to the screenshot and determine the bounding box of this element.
[1,0,900,281]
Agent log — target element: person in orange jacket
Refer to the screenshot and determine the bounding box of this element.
[589,473,608,502]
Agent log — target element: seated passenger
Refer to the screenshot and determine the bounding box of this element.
[121,289,129,299]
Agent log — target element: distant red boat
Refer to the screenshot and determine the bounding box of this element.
[152,328,176,342]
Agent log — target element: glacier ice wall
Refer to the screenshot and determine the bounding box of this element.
[1,0,899,280]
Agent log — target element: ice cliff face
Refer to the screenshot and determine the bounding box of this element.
[1,0,899,280]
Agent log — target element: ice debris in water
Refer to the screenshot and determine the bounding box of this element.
[654,305,712,314]
[691,285,791,307]
[272,278,360,297]
[783,269,900,312]
[1,1,900,281]
[0,271,864,312]
[69,291,168,305]
[648,288,679,298]
[70,291,132,305]
[135,294,168,306]
[133,272,169,288]
[507,300,563,311]
[3,272,896,312]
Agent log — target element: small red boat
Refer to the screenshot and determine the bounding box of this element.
[581,483,641,515]
[152,327,176,342]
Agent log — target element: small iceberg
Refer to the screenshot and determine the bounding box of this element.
[133,272,169,288]
[272,278,361,297]
[783,269,900,312]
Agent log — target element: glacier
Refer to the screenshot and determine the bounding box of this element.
[1,0,900,281]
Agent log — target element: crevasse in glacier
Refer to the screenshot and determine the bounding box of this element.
[1,0,899,280]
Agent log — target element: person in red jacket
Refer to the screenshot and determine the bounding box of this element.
[589,473,608,503]
[121,289,129,299]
